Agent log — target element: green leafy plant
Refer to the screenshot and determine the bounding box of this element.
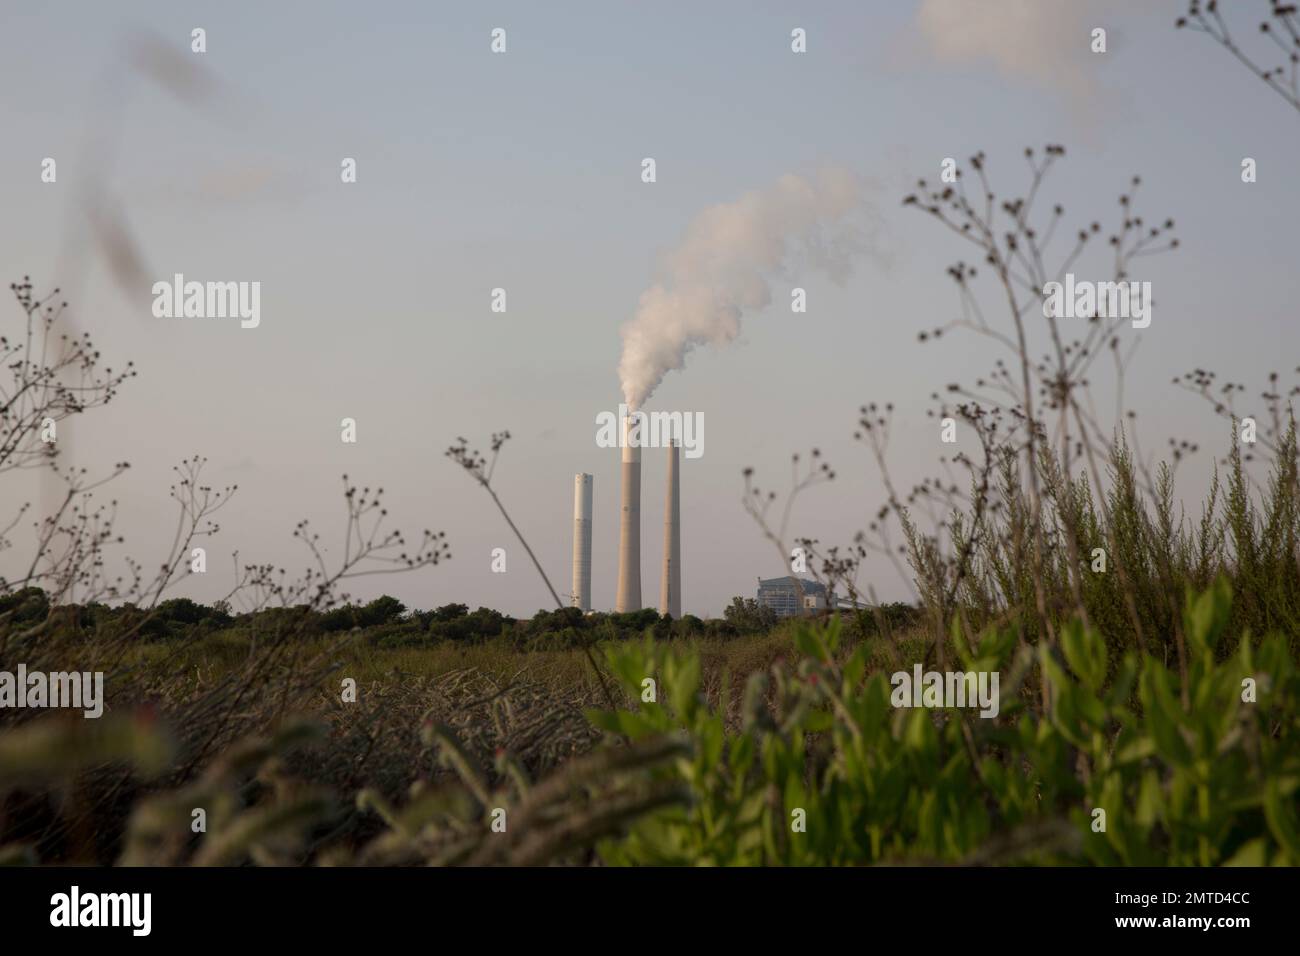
[586,580,1298,866]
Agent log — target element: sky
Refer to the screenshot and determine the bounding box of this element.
[1,0,1297,618]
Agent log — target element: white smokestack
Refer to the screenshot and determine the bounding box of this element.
[659,441,680,619]
[617,168,868,409]
[572,473,592,611]
[615,413,641,612]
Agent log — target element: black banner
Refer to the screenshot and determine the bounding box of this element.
[0,866,1279,942]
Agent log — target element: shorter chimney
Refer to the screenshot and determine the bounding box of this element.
[572,473,593,611]
[659,441,680,618]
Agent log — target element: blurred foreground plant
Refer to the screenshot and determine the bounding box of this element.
[587,579,1298,865]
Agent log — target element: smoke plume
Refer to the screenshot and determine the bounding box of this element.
[618,168,868,409]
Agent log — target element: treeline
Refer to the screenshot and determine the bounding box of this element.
[0,586,924,650]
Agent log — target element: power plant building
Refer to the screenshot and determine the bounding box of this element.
[756,576,832,617]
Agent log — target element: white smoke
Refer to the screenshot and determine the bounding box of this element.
[912,0,1144,124]
[618,168,869,410]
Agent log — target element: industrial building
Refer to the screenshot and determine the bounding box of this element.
[756,576,833,617]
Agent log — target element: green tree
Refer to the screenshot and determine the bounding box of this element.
[723,596,777,635]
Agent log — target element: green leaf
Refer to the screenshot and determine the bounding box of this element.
[1060,618,1107,691]
[803,710,834,733]
[1114,733,1155,765]
[793,622,824,661]
[976,624,1016,666]
[583,708,662,739]
[1139,662,1191,766]
[1184,576,1232,657]
[843,647,867,690]
[1264,779,1300,859]
[667,653,701,719]
[1223,838,1267,867]
[1135,770,1162,828]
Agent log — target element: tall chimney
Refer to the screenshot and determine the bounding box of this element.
[615,412,641,611]
[659,441,680,618]
[572,473,593,611]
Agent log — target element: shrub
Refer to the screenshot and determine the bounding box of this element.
[722,597,777,635]
[672,614,705,639]
[846,602,924,640]
[0,587,50,624]
[355,595,407,628]
[588,579,1299,865]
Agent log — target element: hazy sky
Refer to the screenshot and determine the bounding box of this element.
[2,1,1297,617]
